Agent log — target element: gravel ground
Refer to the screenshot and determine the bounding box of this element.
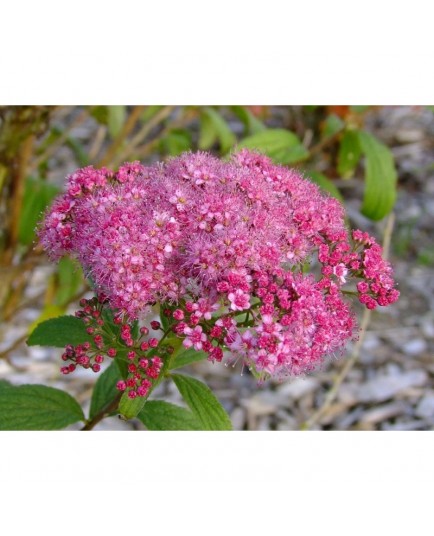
[1,105,433,430]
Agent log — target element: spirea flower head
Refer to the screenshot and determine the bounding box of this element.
[39,150,399,382]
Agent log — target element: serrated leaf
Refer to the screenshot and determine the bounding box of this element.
[19,178,60,245]
[305,171,343,202]
[171,373,232,431]
[89,363,121,420]
[238,129,309,164]
[357,131,397,221]
[138,400,202,430]
[0,384,85,430]
[108,106,126,138]
[27,315,93,347]
[198,107,236,153]
[27,304,65,336]
[337,130,362,179]
[169,347,207,370]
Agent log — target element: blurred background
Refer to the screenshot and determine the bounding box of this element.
[0,104,433,430]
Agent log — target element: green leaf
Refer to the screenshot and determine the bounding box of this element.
[337,130,362,179]
[230,106,265,135]
[322,114,345,138]
[160,129,192,156]
[118,391,148,420]
[238,129,309,164]
[199,107,236,153]
[350,105,370,114]
[357,131,398,221]
[169,347,207,370]
[107,106,126,138]
[89,363,121,420]
[54,258,84,307]
[141,105,164,123]
[305,171,343,202]
[27,315,93,347]
[0,379,13,391]
[18,178,60,245]
[138,400,202,430]
[0,384,85,430]
[171,373,232,431]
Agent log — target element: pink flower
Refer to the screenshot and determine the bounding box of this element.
[228,290,250,311]
[183,325,207,351]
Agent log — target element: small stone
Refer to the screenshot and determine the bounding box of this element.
[357,370,428,403]
[230,407,246,430]
[421,319,434,339]
[415,394,434,419]
[361,402,408,424]
[276,377,319,401]
[402,339,428,355]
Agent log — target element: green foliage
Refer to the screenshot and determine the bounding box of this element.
[199,107,236,153]
[171,373,232,430]
[168,347,208,370]
[305,171,343,201]
[230,106,265,135]
[118,391,148,420]
[138,400,201,430]
[357,131,397,220]
[338,130,362,179]
[160,129,192,156]
[89,363,120,420]
[238,128,309,164]
[322,114,345,138]
[53,258,84,307]
[108,106,127,138]
[0,384,84,430]
[27,315,93,347]
[18,177,60,245]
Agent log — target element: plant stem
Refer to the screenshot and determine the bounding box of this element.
[81,392,123,431]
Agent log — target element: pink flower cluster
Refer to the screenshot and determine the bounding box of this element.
[40,150,399,380]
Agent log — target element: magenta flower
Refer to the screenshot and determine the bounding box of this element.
[39,150,399,382]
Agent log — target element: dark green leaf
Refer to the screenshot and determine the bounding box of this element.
[89,363,121,420]
[107,106,126,138]
[357,131,398,221]
[138,400,202,430]
[27,315,93,347]
[169,347,207,370]
[337,130,362,179]
[238,129,309,164]
[18,178,60,245]
[199,107,236,153]
[171,373,232,431]
[90,106,109,125]
[0,384,85,430]
[305,171,343,202]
